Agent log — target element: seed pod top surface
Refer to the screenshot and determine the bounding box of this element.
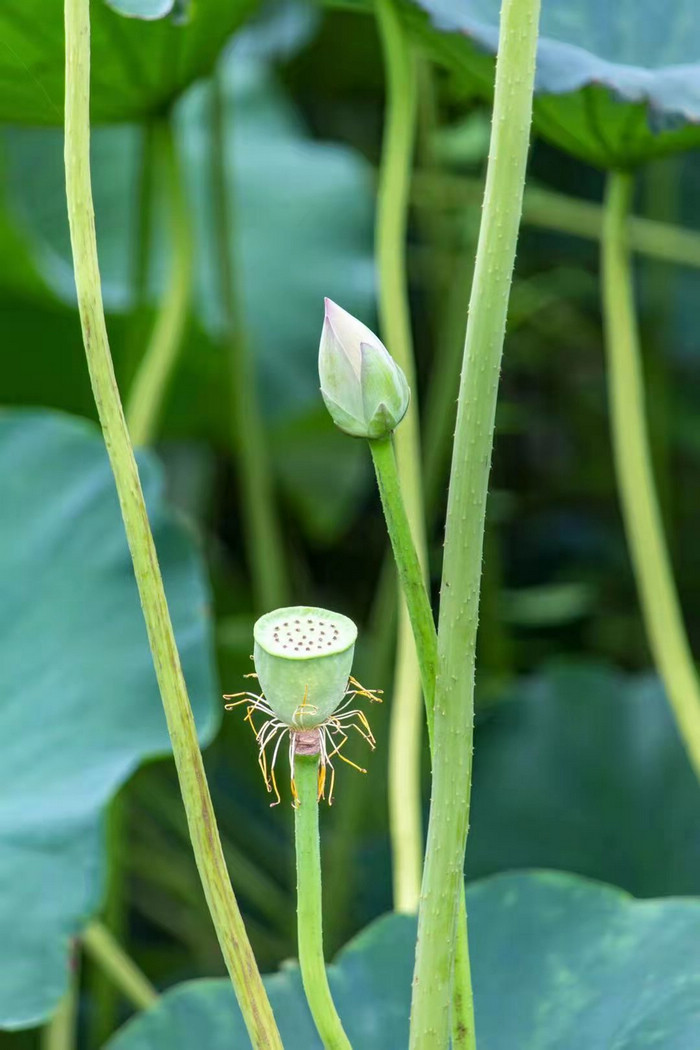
[253,605,357,728]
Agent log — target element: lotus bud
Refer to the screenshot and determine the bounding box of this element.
[319,298,410,439]
[253,606,358,729]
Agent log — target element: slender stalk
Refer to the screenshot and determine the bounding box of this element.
[294,754,352,1050]
[63,4,282,1045]
[211,70,288,611]
[369,438,436,719]
[124,120,157,389]
[82,921,158,1012]
[369,437,474,1049]
[87,796,126,1047]
[601,171,700,780]
[414,172,700,270]
[375,0,425,917]
[410,0,541,1046]
[42,967,78,1050]
[126,118,193,446]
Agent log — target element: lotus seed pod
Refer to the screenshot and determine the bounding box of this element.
[253,606,357,729]
[319,298,410,439]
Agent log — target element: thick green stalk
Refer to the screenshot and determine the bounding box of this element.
[375,0,425,918]
[211,71,288,611]
[602,172,700,780]
[294,754,352,1050]
[410,0,541,1046]
[63,3,282,1046]
[414,172,700,270]
[126,119,193,446]
[82,921,158,1012]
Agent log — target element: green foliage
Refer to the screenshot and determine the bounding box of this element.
[467,664,700,896]
[0,0,255,125]
[107,871,700,1048]
[386,0,700,166]
[2,54,375,424]
[0,410,217,1029]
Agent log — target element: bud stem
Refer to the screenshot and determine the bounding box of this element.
[602,171,700,779]
[63,3,282,1045]
[410,0,541,1045]
[369,437,437,726]
[369,435,475,1048]
[294,754,352,1050]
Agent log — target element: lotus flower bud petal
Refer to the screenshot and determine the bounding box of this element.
[319,299,410,439]
[253,606,357,729]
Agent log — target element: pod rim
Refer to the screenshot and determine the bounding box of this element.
[254,605,357,661]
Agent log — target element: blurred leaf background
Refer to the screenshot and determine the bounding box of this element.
[3,0,700,1045]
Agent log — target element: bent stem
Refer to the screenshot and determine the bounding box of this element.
[409,0,541,1047]
[375,0,425,917]
[294,753,352,1050]
[126,118,193,446]
[602,171,700,779]
[63,3,282,1046]
[211,70,288,611]
[82,921,158,1012]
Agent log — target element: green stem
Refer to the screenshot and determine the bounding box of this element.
[82,922,158,1012]
[63,4,282,1046]
[87,795,126,1047]
[375,0,425,918]
[369,437,474,1049]
[124,120,157,390]
[414,172,700,270]
[601,171,700,780]
[410,0,541,1046]
[211,70,288,611]
[294,753,352,1050]
[126,118,193,446]
[43,978,78,1050]
[43,950,79,1050]
[369,438,436,720]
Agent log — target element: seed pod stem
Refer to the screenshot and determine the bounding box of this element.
[294,752,352,1050]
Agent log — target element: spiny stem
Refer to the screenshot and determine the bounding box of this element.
[410,0,541,1046]
[602,171,700,780]
[126,118,193,446]
[294,754,352,1050]
[82,921,158,1012]
[63,3,282,1045]
[374,0,425,918]
[211,69,288,611]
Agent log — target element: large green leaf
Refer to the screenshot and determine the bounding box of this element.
[0,0,255,125]
[107,870,700,1048]
[288,663,700,917]
[467,663,700,896]
[0,410,218,1029]
[393,0,700,167]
